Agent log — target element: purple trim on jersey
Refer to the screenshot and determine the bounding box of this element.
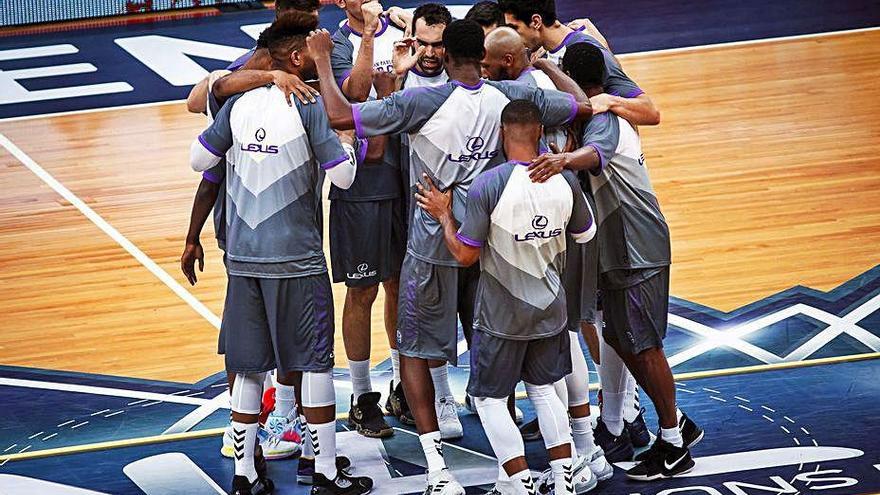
[226,48,255,71]
[345,16,389,38]
[352,104,366,139]
[198,135,222,157]
[202,169,222,184]
[321,154,349,170]
[586,143,606,175]
[626,89,645,98]
[566,93,579,124]
[357,137,368,163]
[569,216,594,234]
[575,25,586,32]
[510,160,531,166]
[452,79,484,91]
[410,66,441,79]
[516,67,534,81]
[539,143,549,154]
[337,69,352,88]
[549,30,580,54]
[456,232,484,247]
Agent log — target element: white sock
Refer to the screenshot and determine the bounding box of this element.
[429,363,452,400]
[661,426,683,447]
[419,431,447,473]
[231,421,259,483]
[349,359,372,400]
[550,458,574,495]
[390,349,401,387]
[623,375,639,423]
[300,414,314,458]
[498,464,510,482]
[597,332,628,437]
[311,420,338,479]
[510,469,535,494]
[571,415,596,459]
[274,382,296,418]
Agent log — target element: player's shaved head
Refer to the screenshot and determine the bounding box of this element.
[481,26,529,81]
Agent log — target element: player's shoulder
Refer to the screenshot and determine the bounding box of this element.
[331,26,354,45]
[583,111,619,134]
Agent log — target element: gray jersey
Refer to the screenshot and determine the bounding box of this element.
[545,30,643,99]
[458,162,593,340]
[197,86,348,278]
[353,79,579,266]
[402,68,448,89]
[584,113,670,274]
[204,90,227,249]
[329,17,405,202]
[516,67,570,151]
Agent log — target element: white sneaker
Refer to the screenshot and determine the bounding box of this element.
[265,411,303,444]
[537,456,597,494]
[221,423,301,460]
[425,468,465,495]
[436,396,464,440]
[486,478,537,495]
[588,447,614,481]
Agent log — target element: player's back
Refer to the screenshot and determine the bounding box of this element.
[516,68,570,151]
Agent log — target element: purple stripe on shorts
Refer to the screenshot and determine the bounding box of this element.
[198,134,222,157]
[456,232,483,247]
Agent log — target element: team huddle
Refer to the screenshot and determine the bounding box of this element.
[180,1,703,494]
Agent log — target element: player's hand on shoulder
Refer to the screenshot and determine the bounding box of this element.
[589,93,613,115]
[529,144,568,183]
[306,29,333,62]
[180,241,205,286]
[270,70,319,106]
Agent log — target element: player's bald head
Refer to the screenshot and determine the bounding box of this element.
[485,26,524,58]
[481,26,528,81]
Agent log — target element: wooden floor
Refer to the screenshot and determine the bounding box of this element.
[0,30,878,382]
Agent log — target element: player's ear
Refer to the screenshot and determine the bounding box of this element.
[531,14,542,30]
[335,0,346,9]
[290,49,303,68]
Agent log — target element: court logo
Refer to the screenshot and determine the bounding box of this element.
[516,214,561,242]
[347,262,377,280]
[241,127,278,154]
[448,135,498,163]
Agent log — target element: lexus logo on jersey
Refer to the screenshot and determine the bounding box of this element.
[466,136,485,152]
[255,128,266,142]
[532,215,549,230]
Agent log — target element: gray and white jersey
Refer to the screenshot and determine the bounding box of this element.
[402,68,448,89]
[353,79,579,266]
[584,113,671,275]
[330,16,405,202]
[516,67,570,151]
[196,86,349,278]
[458,162,594,340]
[545,30,643,99]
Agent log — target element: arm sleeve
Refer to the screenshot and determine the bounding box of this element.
[351,87,440,139]
[330,34,355,88]
[563,170,596,243]
[456,174,496,248]
[191,98,234,172]
[580,112,620,174]
[299,97,357,189]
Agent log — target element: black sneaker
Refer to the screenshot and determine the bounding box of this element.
[680,412,704,449]
[385,380,416,425]
[627,408,651,448]
[519,417,543,441]
[230,474,274,495]
[311,472,374,495]
[348,392,393,438]
[297,456,354,485]
[625,438,694,481]
[594,419,634,463]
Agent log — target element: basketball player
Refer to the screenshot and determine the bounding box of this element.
[464,1,505,36]
[480,27,614,488]
[531,41,703,480]
[416,98,598,495]
[393,3,451,88]
[307,19,592,494]
[189,13,373,495]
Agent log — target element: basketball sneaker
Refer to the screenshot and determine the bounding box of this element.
[587,447,614,481]
[265,411,303,445]
[425,468,465,495]
[625,438,694,481]
[436,396,463,440]
[385,381,415,425]
[634,412,704,462]
[222,425,300,460]
[348,392,393,438]
[229,474,274,495]
[487,477,537,494]
[311,471,373,495]
[536,455,596,494]
[298,456,353,485]
[626,408,651,448]
[593,420,634,463]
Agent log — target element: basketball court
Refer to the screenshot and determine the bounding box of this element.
[0,1,878,493]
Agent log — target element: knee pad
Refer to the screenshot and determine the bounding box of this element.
[301,371,336,408]
[565,331,591,407]
[525,382,572,449]
[230,372,265,415]
[474,396,525,465]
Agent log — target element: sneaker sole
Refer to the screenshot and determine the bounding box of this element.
[592,463,614,482]
[296,474,313,485]
[686,429,705,449]
[625,462,695,481]
[350,422,394,438]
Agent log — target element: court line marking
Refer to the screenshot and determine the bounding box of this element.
[0,377,215,406]
[0,133,222,329]
[1,26,878,124]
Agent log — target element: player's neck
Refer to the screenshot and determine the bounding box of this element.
[346,13,366,34]
[447,61,482,87]
[505,144,539,164]
[542,22,574,52]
